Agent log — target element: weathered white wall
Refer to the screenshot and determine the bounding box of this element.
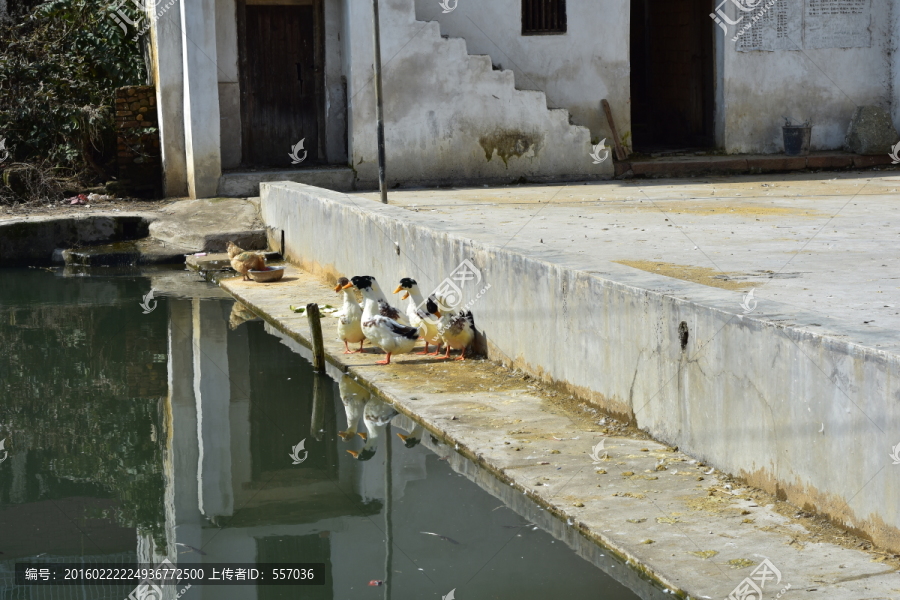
[216,0,242,169]
[150,3,188,197]
[720,0,894,153]
[324,0,348,164]
[892,1,900,129]
[413,0,631,152]
[181,0,223,198]
[343,0,609,187]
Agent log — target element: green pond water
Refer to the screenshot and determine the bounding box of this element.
[0,268,659,599]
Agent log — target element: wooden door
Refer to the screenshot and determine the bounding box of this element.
[630,0,714,151]
[240,4,321,167]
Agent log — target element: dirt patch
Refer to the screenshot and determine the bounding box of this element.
[615,260,750,291]
[1,197,168,219]
[686,482,900,569]
[632,202,824,218]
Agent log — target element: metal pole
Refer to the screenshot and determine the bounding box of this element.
[372,0,388,204]
[383,421,393,600]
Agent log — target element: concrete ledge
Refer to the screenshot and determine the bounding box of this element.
[0,214,152,266]
[806,154,854,169]
[217,266,899,598]
[852,154,894,168]
[259,181,900,554]
[747,156,808,172]
[617,152,897,178]
[218,166,357,197]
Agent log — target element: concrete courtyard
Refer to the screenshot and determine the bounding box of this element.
[360,170,900,340]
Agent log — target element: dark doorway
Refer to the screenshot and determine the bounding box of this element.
[630,0,714,152]
[238,2,324,167]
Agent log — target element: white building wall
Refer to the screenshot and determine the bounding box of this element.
[149,3,188,197]
[718,0,893,153]
[343,0,606,187]
[216,0,242,169]
[413,0,632,152]
[324,0,349,164]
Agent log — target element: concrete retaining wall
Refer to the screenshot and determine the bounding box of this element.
[261,181,900,553]
[0,215,151,266]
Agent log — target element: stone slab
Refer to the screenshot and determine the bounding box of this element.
[148,197,266,252]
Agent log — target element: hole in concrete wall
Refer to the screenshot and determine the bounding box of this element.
[678,321,689,351]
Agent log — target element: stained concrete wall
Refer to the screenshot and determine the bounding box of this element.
[260,181,900,553]
[720,0,895,153]
[324,0,348,164]
[343,0,608,187]
[149,1,188,197]
[413,0,632,153]
[216,0,241,169]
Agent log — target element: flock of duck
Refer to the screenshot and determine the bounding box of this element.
[333,275,476,364]
[225,247,475,459]
[225,241,476,364]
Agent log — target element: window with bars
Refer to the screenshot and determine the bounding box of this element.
[522,0,567,35]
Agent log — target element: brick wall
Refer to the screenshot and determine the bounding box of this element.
[115,86,162,198]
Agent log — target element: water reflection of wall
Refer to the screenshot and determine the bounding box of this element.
[162,298,408,600]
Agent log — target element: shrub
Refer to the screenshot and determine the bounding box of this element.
[0,0,146,203]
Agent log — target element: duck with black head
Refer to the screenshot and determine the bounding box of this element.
[348,276,420,365]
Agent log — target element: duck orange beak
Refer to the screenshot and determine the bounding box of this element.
[347,450,360,459]
[357,432,368,441]
[338,430,354,441]
[393,285,405,294]
[435,310,442,318]
[397,433,409,442]
[342,282,355,290]
[333,283,343,292]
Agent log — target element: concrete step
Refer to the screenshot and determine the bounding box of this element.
[58,238,191,267]
[148,197,267,253]
[218,166,357,197]
[185,251,282,272]
[616,151,898,178]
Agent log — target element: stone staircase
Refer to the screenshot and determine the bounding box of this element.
[350,0,610,186]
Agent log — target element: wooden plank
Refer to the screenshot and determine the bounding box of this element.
[602,99,627,161]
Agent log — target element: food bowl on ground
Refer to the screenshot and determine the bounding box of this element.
[248,266,285,282]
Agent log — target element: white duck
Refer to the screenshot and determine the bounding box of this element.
[351,275,420,365]
[344,276,407,325]
[438,310,476,361]
[393,277,442,355]
[337,374,370,441]
[347,398,399,461]
[334,276,365,353]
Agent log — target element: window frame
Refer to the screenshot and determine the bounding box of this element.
[521,0,567,36]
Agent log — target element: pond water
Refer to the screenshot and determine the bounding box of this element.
[0,268,660,599]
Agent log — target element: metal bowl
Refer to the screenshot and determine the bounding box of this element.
[248,266,285,282]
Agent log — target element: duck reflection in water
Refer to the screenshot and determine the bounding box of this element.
[397,422,425,449]
[346,398,398,462]
[337,374,370,442]
[337,373,426,461]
